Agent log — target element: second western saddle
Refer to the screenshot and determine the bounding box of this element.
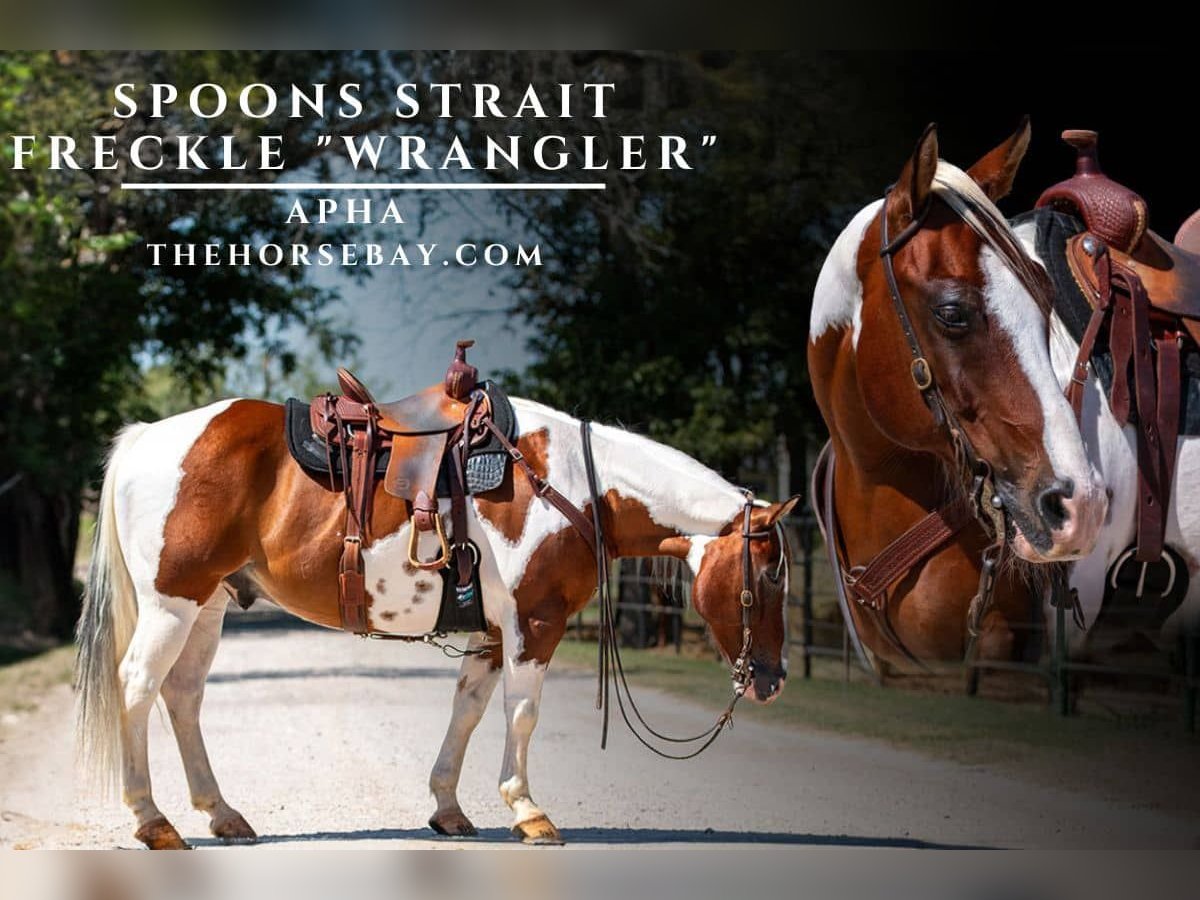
[1038,130,1200,565]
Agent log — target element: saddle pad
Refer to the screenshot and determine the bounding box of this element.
[465,380,516,494]
[1019,208,1200,437]
[283,381,518,493]
[285,397,392,480]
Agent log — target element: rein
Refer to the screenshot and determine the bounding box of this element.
[581,423,775,759]
[484,418,779,757]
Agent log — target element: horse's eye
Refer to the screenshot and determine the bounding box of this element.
[933,303,970,331]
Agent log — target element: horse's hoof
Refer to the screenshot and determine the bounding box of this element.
[429,810,478,837]
[134,816,191,850]
[211,812,258,845]
[511,814,563,845]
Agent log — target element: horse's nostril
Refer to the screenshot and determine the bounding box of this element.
[1037,478,1074,531]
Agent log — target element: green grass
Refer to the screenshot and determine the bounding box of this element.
[0,645,74,715]
[550,639,1193,767]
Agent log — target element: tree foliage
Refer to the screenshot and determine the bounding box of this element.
[0,51,382,636]
[416,52,879,483]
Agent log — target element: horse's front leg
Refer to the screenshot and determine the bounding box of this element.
[498,609,564,844]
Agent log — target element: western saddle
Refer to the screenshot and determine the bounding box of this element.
[1038,130,1200,565]
[309,340,495,634]
[305,340,596,636]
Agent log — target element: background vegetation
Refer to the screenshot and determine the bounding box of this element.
[1,51,1195,641]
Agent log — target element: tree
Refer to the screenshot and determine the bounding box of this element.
[0,51,384,637]
[408,52,877,487]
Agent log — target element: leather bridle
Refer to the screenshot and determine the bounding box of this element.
[826,188,1019,670]
[580,422,785,759]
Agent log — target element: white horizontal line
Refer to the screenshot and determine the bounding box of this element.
[120,182,605,191]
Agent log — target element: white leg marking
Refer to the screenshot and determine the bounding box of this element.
[110,400,237,834]
[497,608,549,828]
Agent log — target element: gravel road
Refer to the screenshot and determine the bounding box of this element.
[2,614,1197,850]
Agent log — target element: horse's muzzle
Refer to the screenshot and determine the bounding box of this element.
[1008,472,1108,562]
[745,666,786,704]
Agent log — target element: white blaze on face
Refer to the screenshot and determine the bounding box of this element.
[810,199,882,347]
[978,243,1095,489]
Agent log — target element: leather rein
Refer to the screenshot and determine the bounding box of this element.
[580,422,785,759]
[826,188,1019,670]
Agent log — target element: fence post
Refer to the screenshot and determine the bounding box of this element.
[1054,596,1070,716]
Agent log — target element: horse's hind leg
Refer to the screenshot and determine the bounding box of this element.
[159,593,257,845]
[118,593,201,849]
[428,628,502,837]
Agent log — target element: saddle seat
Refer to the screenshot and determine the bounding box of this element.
[318,341,482,511]
[375,384,468,435]
[336,364,470,436]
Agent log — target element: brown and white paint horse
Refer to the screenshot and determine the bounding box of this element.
[75,394,797,848]
[808,122,1108,669]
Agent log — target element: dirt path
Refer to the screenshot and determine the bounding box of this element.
[2,618,1197,850]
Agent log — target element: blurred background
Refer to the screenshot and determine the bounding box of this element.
[1,53,1198,810]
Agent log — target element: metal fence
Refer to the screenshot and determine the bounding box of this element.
[586,512,1199,732]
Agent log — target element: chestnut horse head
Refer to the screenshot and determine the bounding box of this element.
[688,499,798,702]
[814,121,1107,562]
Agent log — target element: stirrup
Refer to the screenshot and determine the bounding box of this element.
[408,512,451,570]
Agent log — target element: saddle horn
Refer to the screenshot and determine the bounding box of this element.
[445,339,478,401]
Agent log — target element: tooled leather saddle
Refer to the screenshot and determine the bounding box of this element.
[1035,130,1197,614]
[285,340,514,635]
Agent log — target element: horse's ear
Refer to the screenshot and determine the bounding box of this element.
[758,494,801,527]
[889,123,939,235]
[966,116,1031,202]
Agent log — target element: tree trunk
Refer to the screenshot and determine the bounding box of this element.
[0,477,81,640]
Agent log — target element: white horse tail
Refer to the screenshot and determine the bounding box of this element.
[75,422,148,792]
